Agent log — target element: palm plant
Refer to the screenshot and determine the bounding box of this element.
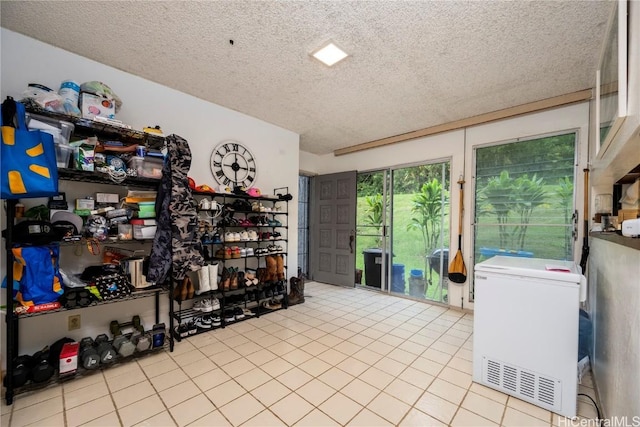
[364,193,384,247]
[556,176,574,254]
[511,174,546,250]
[479,171,513,248]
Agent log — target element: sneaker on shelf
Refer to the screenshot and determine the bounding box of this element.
[212,233,222,244]
[271,231,282,240]
[195,316,212,329]
[232,246,242,259]
[193,298,214,313]
[175,323,190,338]
[187,319,198,335]
[211,315,222,327]
[239,231,249,241]
[234,306,245,320]
[242,308,255,317]
[240,248,247,257]
[224,309,236,323]
[224,232,234,242]
[245,247,254,257]
[210,297,221,311]
[248,230,259,241]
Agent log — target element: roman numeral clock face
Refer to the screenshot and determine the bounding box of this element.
[210,141,257,189]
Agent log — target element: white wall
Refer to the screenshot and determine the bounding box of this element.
[1,29,300,360]
[305,103,590,311]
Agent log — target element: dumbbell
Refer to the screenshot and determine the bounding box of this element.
[30,347,54,383]
[113,335,136,357]
[130,330,152,352]
[132,315,144,333]
[94,334,117,364]
[80,337,100,370]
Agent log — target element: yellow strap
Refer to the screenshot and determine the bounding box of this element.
[1,126,15,145]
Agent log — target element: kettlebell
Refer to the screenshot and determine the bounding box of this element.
[3,355,33,388]
[95,334,117,364]
[152,323,166,348]
[80,337,100,370]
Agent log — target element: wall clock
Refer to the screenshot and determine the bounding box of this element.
[210,140,257,188]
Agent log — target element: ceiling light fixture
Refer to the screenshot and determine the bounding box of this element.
[311,42,349,67]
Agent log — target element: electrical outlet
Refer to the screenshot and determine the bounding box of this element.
[68,315,81,331]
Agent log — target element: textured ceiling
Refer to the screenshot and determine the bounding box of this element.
[1,1,613,155]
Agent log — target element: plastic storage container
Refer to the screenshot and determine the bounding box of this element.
[26,113,74,146]
[128,156,163,179]
[55,143,74,168]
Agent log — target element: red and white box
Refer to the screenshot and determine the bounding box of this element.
[59,342,79,374]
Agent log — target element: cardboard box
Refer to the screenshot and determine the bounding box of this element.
[96,193,119,204]
[618,209,640,222]
[80,92,115,120]
[59,342,79,374]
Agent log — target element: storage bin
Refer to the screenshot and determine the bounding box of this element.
[128,156,163,179]
[55,143,74,168]
[26,113,74,146]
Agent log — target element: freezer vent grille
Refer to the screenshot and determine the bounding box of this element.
[482,357,561,410]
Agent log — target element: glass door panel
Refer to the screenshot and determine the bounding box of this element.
[390,162,450,302]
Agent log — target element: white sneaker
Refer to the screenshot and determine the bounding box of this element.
[193,298,213,313]
[248,230,258,241]
[239,231,249,241]
[210,298,221,311]
[224,232,234,242]
[245,247,254,257]
[240,248,247,257]
[233,232,241,242]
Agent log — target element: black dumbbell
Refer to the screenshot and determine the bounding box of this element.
[80,337,100,369]
[95,334,117,364]
[132,315,144,333]
[30,347,54,383]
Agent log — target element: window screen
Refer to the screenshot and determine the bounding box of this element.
[473,132,577,267]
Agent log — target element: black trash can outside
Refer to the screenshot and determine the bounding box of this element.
[362,248,389,288]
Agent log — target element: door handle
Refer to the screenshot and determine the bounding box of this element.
[349,230,355,254]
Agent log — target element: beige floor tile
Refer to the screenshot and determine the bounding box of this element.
[104,362,144,380]
[157,395,208,426]
[316,366,354,391]
[159,380,201,408]
[414,391,459,424]
[285,334,313,348]
[398,339,429,356]
[234,367,271,391]
[11,395,63,427]
[349,408,394,426]
[335,357,370,377]
[340,377,381,406]
[298,357,332,377]
[367,392,412,424]
[438,366,472,389]
[132,410,176,427]
[399,408,447,426]
[171,349,206,366]
[232,341,263,357]
[318,392,363,425]
[1,412,9,427]
[296,409,341,426]
[149,368,189,392]
[141,358,179,378]
[63,373,106,393]
[220,358,256,378]
[577,400,598,419]
[299,340,330,357]
[219,393,265,426]
[507,397,552,422]
[315,333,343,348]
[136,351,170,367]
[188,410,231,427]
[333,340,362,356]
[118,395,165,426]
[296,379,337,406]
[461,391,505,423]
[352,348,384,365]
[316,348,349,366]
[202,379,246,408]
[199,342,231,358]
[455,348,473,362]
[383,378,423,405]
[261,358,295,378]
[388,327,415,340]
[181,358,217,379]
[244,348,278,366]
[277,367,313,390]
[66,395,115,427]
[397,366,435,389]
[266,341,297,356]
[241,409,286,426]
[281,348,314,365]
[25,411,65,427]
[106,369,147,393]
[250,334,281,349]
[360,327,386,341]
[376,333,405,347]
[192,368,232,392]
[428,378,467,405]
[447,356,473,374]
[367,340,395,356]
[224,334,250,348]
[373,356,408,376]
[210,348,241,366]
[469,383,509,405]
[423,348,454,365]
[269,392,314,425]
[411,356,445,376]
[112,380,156,409]
[502,407,551,427]
[251,379,292,407]
[79,411,120,426]
[12,385,62,410]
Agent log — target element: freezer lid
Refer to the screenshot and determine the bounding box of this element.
[474,256,582,284]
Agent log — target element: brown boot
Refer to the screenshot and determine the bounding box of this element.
[221,267,230,291]
[230,267,238,290]
[256,267,267,285]
[289,276,305,305]
[266,256,277,283]
[173,278,186,302]
[276,255,285,281]
[185,276,195,300]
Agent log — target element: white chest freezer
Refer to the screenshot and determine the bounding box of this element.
[473,256,586,418]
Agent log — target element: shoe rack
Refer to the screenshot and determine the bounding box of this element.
[170,188,290,341]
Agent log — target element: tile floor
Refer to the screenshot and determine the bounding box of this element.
[2,282,600,426]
